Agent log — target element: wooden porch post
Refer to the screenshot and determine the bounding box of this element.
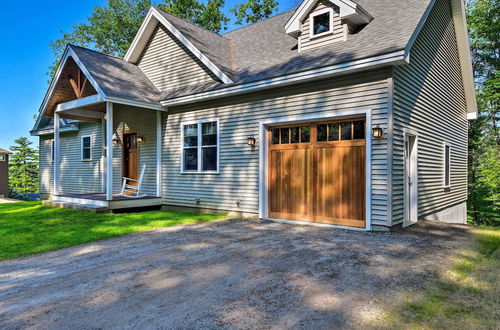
[53,112,60,196]
[106,102,113,200]
[156,111,162,197]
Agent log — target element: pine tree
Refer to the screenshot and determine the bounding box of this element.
[9,137,39,194]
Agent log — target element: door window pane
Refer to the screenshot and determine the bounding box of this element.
[353,121,365,140]
[300,126,310,143]
[272,129,280,144]
[184,124,198,147]
[317,124,327,142]
[340,122,352,140]
[281,128,289,144]
[183,148,198,171]
[202,147,217,171]
[202,122,217,146]
[328,123,339,141]
[291,127,300,143]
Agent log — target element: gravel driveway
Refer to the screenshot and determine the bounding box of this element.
[0,219,470,329]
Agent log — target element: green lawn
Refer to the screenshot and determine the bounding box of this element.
[379,226,500,329]
[0,201,225,261]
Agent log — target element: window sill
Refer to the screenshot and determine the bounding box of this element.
[181,171,220,175]
[309,30,333,40]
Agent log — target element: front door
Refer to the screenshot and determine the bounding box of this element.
[404,133,418,227]
[123,132,139,183]
[268,119,366,228]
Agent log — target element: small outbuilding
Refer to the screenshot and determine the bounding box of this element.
[0,148,12,197]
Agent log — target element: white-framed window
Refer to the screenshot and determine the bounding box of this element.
[0,155,5,162]
[81,135,92,161]
[51,140,55,163]
[443,142,451,188]
[309,8,334,38]
[181,119,219,173]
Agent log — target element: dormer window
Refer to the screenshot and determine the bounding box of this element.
[310,8,333,38]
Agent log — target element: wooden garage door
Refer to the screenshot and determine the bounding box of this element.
[268,119,366,228]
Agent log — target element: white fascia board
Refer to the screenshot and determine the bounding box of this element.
[32,45,107,132]
[55,94,104,112]
[450,0,478,114]
[161,50,406,107]
[30,124,79,137]
[124,7,233,85]
[105,96,164,111]
[124,8,156,62]
[467,112,477,120]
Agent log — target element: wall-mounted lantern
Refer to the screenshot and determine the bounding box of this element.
[247,136,256,146]
[137,136,146,143]
[372,127,384,139]
[112,133,121,145]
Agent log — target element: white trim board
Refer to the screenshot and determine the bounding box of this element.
[124,7,233,84]
[80,135,93,161]
[161,51,407,107]
[180,118,220,174]
[258,108,373,231]
[309,7,335,39]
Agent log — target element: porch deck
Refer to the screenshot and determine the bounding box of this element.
[44,193,163,212]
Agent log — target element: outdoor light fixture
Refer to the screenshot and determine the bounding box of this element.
[112,133,121,145]
[247,136,256,146]
[137,136,145,143]
[372,127,383,139]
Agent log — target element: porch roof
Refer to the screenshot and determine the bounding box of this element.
[32,45,162,134]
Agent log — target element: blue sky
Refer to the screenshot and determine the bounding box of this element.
[0,0,297,151]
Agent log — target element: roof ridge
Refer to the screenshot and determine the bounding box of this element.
[223,8,296,36]
[153,6,231,41]
[69,44,125,61]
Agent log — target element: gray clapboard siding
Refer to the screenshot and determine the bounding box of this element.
[138,24,218,91]
[299,1,345,52]
[392,0,468,224]
[39,123,103,195]
[111,104,159,196]
[163,70,391,226]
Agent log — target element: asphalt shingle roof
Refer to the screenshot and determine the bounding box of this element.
[159,0,432,100]
[71,45,160,104]
[64,0,432,103]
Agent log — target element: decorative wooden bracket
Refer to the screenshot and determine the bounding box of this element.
[68,68,88,99]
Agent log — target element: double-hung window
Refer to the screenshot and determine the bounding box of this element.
[443,142,451,188]
[81,135,92,161]
[182,119,219,173]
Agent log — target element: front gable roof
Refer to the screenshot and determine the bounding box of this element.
[32,44,161,133]
[124,7,234,84]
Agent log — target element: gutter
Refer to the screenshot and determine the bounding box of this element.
[161,50,407,107]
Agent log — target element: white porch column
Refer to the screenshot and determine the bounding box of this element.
[101,118,106,193]
[53,112,60,196]
[156,111,162,197]
[106,102,113,200]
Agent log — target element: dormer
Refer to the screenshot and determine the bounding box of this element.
[285,0,373,52]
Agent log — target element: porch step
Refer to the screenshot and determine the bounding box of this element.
[43,200,109,213]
